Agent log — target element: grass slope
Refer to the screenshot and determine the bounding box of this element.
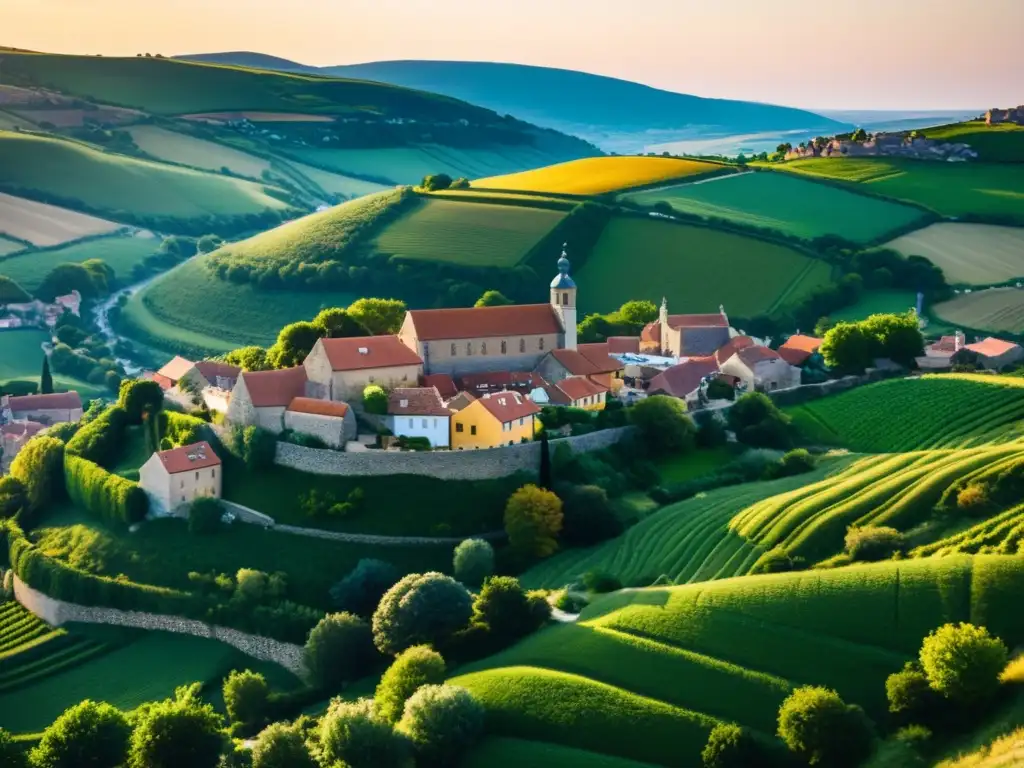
[0,236,25,256]
[462,737,661,768]
[624,171,927,243]
[475,156,729,195]
[887,223,1024,285]
[828,289,917,322]
[127,125,272,179]
[0,329,105,396]
[0,191,121,247]
[0,233,159,291]
[577,216,833,316]
[923,120,1024,163]
[933,288,1024,335]
[912,503,1024,558]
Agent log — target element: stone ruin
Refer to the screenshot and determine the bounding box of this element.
[785,132,978,162]
[986,106,1024,126]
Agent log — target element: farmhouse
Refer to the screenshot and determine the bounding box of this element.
[303,335,423,401]
[138,441,221,516]
[1,420,45,474]
[153,356,241,392]
[533,376,608,411]
[1,391,82,425]
[924,331,966,363]
[284,397,356,448]
[717,337,800,392]
[964,337,1024,370]
[451,390,540,450]
[642,299,731,357]
[385,387,451,448]
[647,357,721,405]
[226,366,309,432]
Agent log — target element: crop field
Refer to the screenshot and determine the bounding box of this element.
[933,287,1024,334]
[0,131,293,220]
[787,375,1024,452]
[0,191,121,246]
[576,216,834,316]
[912,503,1024,558]
[828,289,918,322]
[886,223,1024,285]
[475,156,730,195]
[923,120,1024,163]
[277,159,389,199]
[372,198,566,267]
[624,171,927,243]
[127,125,272,179]
[776,157,1024,222]
[0,329,106,397]
[0,233,159,291]
[463,737,661,768]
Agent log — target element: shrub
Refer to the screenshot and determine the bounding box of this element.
[0,728,26,768]
[701,722,777,768]
[919,623,1009,706]
[127,684,225,768]
[10,436,64,512]
[396,684,484,767]
[117,378,163,423]
[241,426,276,471]
[329,558,400,617]
[318,698,410,768]
[372,573,473,656]
[304,613,376,691]
[250,722,316,768]
[30,699,131,768]
[188,498,224,535]
[894,724,932,755]
[582,570,621,593]
[751,547,800,575]
[771,448,816,478]
[728,393,792,449]
[630,395,696,455]
[65,454,148,526]
[362,385,388,415]
[223,670,269,732]
[956,483,990,515]
[471,576,548,642]
[777,686,874,767]
[844,526,906,562]
[374,645,446,724]
[452,539,494,588]
[504,484,563,558]
[0,477,28,520]
[886,662,942,724]
[558,484,623,546]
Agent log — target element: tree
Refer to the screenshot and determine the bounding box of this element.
[223,670,269,731]
[421,174,453,191]
[312,308,368,339]
[777,686,874,767]
[0,275,31,304]
[374,645,446,724]
[0,728,27,768]
[844,526,905,561]
[196,235,223,254]
[705,378,734,401]
[372,572,473,655]
[10,436,64,511]
[919,623,1008,706]
[886,662,942,724]
[474,290,513,308]
[702,723,776,768]
[36,263,103,301]
[266,322,321,368]
[504,484,563,558]
[471,576,547,641]
[852,127,868,141]
[559,484,622,546]
[330,558,400,617]
[362,385,388,415]
[396,685,484,767]
[128,685,224,768]
[188,498,224,535]
[862,312,923,366]
[630,395,696,455]
[616,299,658,327]
[347,298,407,335]
[224,346,269,372]
[820,321,875,373]
[41,357,54,395]
[250,723,316,768]
[452,539,494,587]
[304,612,377,691]
[118,379,164,424]
[318,698,410,768]
[29,699,131,768]
[728,393,792,450]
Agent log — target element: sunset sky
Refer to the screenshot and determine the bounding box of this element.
[5,0,1021,110]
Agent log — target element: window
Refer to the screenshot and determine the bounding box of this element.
[181,495,186,502]
[211,469,216,478]
[539,337,545,350]
[421,419,428,428]
[180,479,184,489]
[519,338,526,353]
[409,418,414,428]
[481,342,487,355]
[470,425,477,436]
[456,423,464,433]
[519,417,524,426]
[195,471,199,480]
[451,343,457,356]
[369,375,376,383]
[563,292,569,305]
[554,293,560,305]
[466,342,473,356]
[501,340,507,354]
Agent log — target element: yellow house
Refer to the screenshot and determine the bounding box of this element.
[451,390,540,450]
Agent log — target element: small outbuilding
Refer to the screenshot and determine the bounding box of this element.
[284,397,356,448]
[138,441,222,517]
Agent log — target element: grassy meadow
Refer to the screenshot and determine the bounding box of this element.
[923,120,1024,163]
[277,158,389,199]
[0,233,159,291]
[887,223,1024,285]
[463,737,661,768]
[0,236,25,256]
[127,125,272,179]
[828,289,918,322]
[0,329,105,396]
[576,216,834,316]
[475,156,730,195]
[0,191,121,247]
[372,198,567,267]
[932,288,1024,335]
[624,171,927,243]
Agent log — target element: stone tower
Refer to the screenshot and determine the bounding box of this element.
[550,244,577,351]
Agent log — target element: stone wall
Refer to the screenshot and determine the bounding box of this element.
[275,426,633,480]
[221,500,276,527]
[13,575,308,680]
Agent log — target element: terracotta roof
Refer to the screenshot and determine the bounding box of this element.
[737,346,783,365]
[287,397,349,418]
[406,304,561,341]
[648,357,720,399]
[667,313,728,329]
[421,373,457,399]
[457,370,544,394]
[780,334,822,355]
[607,336,641,354]
[930,335,961,353]
[539,384,571,406]
[195,361,241,382]
[240,366,307,408]
[156,355,195,382]
[388,387,449,417]
[6,391,82,412]
[318,335,422,371]
[778,347,812,366]
[550,346,622,377]
[156,441,221,474]
[641,321,661,344]
[965,337,1021,357]
[715,336,756,364]
[446,391,477,412]
[1,421,44,438]
[576,343,626,373]
[556,376,608,402]
[476,390,541,423]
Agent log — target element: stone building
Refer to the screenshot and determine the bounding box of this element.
[1,391,83,425]
[153,356,241,393]
[284,397,356,447]
[226,367,309,432]
[535,343,624,392]
[533,376,608,411]
[717,337,800,392]
[986,106,1024,126]
[384,387,451,448]
[303,335,423,402]
[642,299,732,357]
[138,441,222,516]
[647,357,721,405]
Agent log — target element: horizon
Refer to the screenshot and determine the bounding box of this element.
[5,0,1021,112]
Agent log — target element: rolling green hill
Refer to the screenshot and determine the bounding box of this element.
[0,233,159,291]
[922,120,1024,163]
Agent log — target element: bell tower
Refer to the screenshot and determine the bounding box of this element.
[550,243,577,350]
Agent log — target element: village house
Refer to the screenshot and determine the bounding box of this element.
[303,335,423,402]
[642,299,732,357]
[1,291,82,330]
[1,391,83,425]
[535,343,625,392]
[138,441,222,516]
[421,373,458,400]
[1,420,45,474]
[284,397,356,448]
[226,366,309,432]
[717,337,800,392]
[456,370,546,398]
[153,356,241,392]
[777,335,823,367]
[445,391,476,414]
[384,387,451,448]
[964,337,1024,370]
[532,376,608,411]
[647,357,722,406]
[918,331,966,369]
[451,390,540,450]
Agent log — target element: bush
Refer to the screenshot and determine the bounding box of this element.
[329,558,400,617]
[771,448,816,478]
[240,426,276,471]
[127,684,225,768]
[223,670,269,732]
[504,484,563,558]
[303,612,376,691]
[919,623,1009,706]
[372,573,473,655]
[894,724,932,755]
[10,436,64,512]
[886,662,942,724]
[0,477,28,521]
[776,686,874,767]
[471,576,548,642]
[728,393,793,449]
[30,699,131,768]
[750,547,801,575]
[630,395,696,455]
[65,454,148,526]
[188,498,224,535]
[554,590,588,613]
[318,698,410,768]
[582,570,621,593]
[701,723,778,768]
[374,645,446,724]
[362,385,388,415]
[956,483,990,515]
[558,484,623,546]
[250,723,316,768]
[452,539,494,588]
[117,378,163,423]
[844,526,906,562]
[396,684,484,767]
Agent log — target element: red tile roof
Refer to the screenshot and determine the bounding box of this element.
[648,357,720,399]
[388,387,450,417]
[446,391,477,412]
[550,347,622,376]
[155,355,194,382]
[556,376,608,402]
[421,373,457,399]
[607,336,640,354]
[156,441,221,474]
[780,334,822,355]
[319,335,422,371]
[576,343,626,373]
[778,347,812,366]
[195,361,241,382]
[641,321,661,344]
[476,390,541,423]
[406,304,561,341]
[714,336,756,364]
[241,366,308,408]
[457,370,544,395]
[287,397,349,418]
[667,313,728,329]
[737,346,783,365]
[930,334,963,353]
[965,337,1021,357]
[6,391,82,412]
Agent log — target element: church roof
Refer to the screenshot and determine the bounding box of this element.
[406,304,561,341]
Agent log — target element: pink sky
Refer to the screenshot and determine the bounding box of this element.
[5,0,1021,110]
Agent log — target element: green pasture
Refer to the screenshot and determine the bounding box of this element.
[0,329,105,397]
[0,236,25,256]
[655,447,733,484]
[933,288,1024,335]
[827,289,917,322]
[923,120,1024,163]
[372,198,566,267]
[576,216,834,316]
[462,737,661,768]
[625,171,927,243]
[0,233,158,291]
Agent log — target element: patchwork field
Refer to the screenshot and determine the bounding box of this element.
[576,216,834,316]
[886,223,1024,285]
[372,198,567,266]
[828,289,918,322]
[475,156,730,195]
[932,288,1024,334]
[278,158,389,199]
[923,120,1024,163]
[0,233,159,291]
[0,191,121,246]
[624,171,927,243]
[127,125,272,179]
[0,329,105,396]
[776,157,1024,222]
[0,236,25,256]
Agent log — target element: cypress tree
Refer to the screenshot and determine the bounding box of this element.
[539,430,552,489]
[40,357,54,394]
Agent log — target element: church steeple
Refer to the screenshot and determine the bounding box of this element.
[550,243,577,350]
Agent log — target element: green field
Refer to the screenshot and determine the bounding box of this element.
[0,329,105,397]
[0,130,293,221]
[0,233,158,291]
[0,235,25,256]
[453,556,1024,767]
[624,171,927,243]
[912,503,1024,558]
[932,288,1024,335]
[887,223,1024,286]
[128,125,272,179]
[923,121,1024,163]
[372,198,566,267]
[576,216,834,316]
[463,737,661,768]
[828,289,918,322]
[776,157,1024,222]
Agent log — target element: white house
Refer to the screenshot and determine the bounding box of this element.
[716,337,800,392]
[385,387,451,448]
[138,441,222,517]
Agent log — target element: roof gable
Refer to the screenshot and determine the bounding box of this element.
[156,355,195,382]
[556,376,608,401]
[407,304,561,341]
[194,361,241,382]
[648,357,719,399]
[576,343,625,373]
[240,366,308,408]
[476,390,541,423]
[157,441,221,474]
[388,387,449,416]
[318,335,422,371]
